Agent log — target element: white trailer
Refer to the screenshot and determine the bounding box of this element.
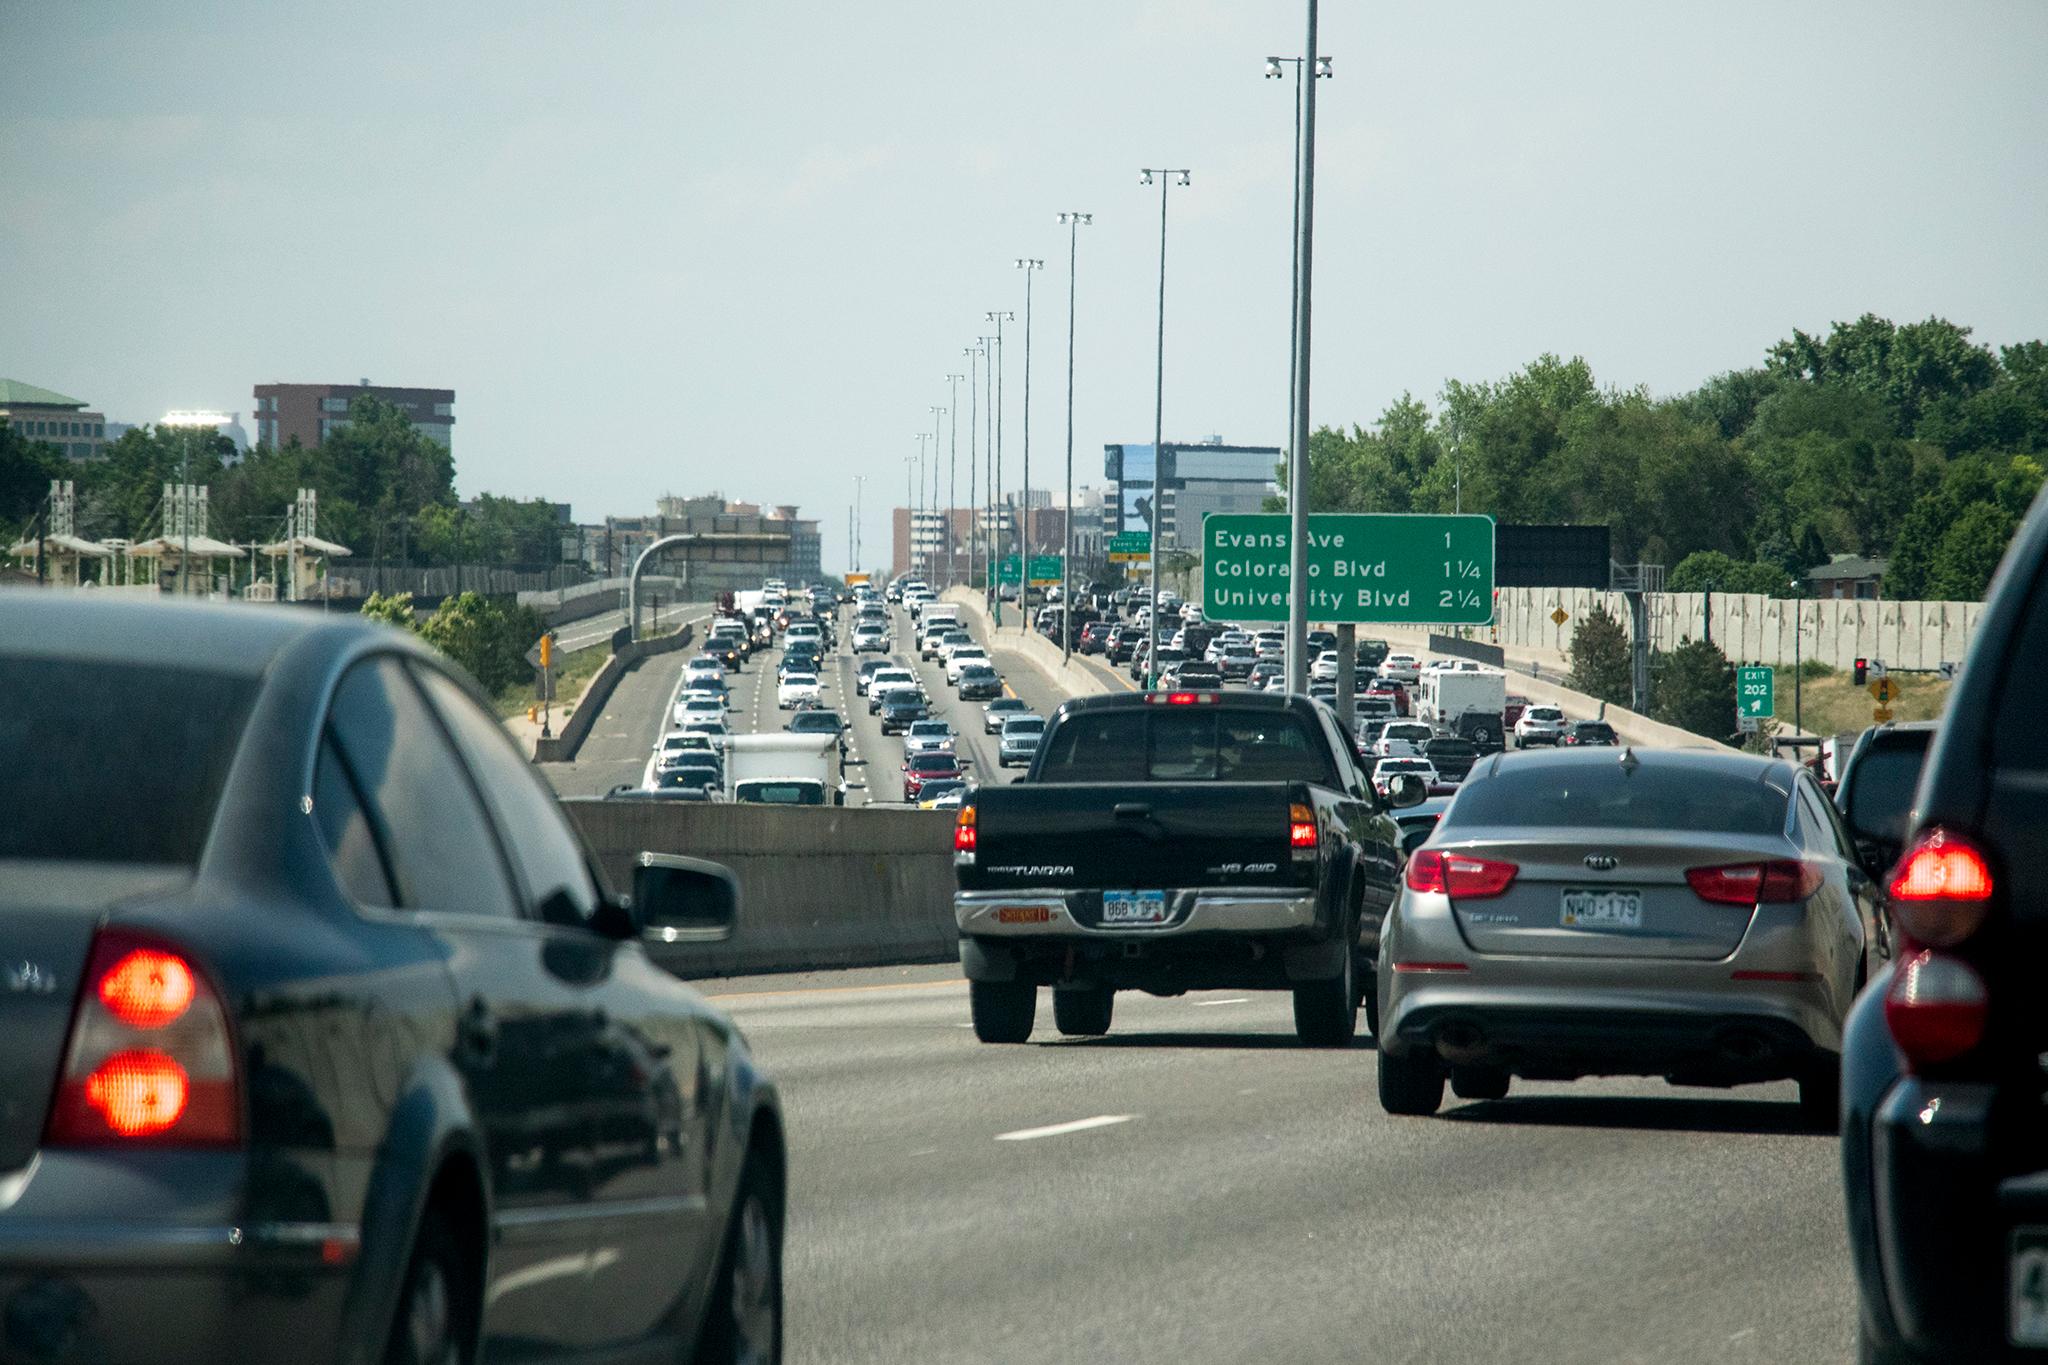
[723,733,860,806]
[1419,668,1508,745]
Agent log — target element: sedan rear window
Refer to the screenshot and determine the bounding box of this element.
[0,659,258,865]
[1444,762,1789,837]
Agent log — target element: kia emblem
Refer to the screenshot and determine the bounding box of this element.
[1583,854,1619,872]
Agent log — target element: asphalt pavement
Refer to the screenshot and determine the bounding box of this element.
[708,962,1858,1365]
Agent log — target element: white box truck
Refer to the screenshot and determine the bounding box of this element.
[1419,669,1508,749]
[723,733,861,806]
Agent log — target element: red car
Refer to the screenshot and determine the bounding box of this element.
[1504,693,1529,729]
[903,749,965,800]
[1078,622,1112,655]
[1365,679,1411,717]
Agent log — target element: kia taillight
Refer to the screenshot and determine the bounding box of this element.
[1405,849,1519,899]
[954,804,978,859]
[1888,828,1993,949]
[45,930,240,1146]
[1289,803,1318,859]
[1885,949,1987,1069]
[1685,860,1823,906]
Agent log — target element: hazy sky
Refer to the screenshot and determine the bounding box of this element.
[5,1,2045,571]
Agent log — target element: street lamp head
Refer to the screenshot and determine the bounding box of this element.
[1016,258,1043,271]
[1315,55,1334,77]
[1057,211,1093,226]
[1264,57,1285,77]
[1176,171,1191,187]
[1139,169,1154,185]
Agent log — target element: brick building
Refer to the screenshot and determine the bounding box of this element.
[251,379,454,450]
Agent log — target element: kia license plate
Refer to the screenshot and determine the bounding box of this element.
[1560,888,1643,930]
[2012,1229,2048,1346]
[1102,890,1169,926]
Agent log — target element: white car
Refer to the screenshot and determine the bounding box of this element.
[777,673,822,709]
[945,645,990,684]
[682,685,729,708]
[1372,756,1438,797]
[1179,603,1204,624]
[852,624,887,653]
[1381,653,1421,684]
[902,720,957,756]
[673,695,727,726]
[1309,649,1340,682]
[683,658,726,689]
[1514,705,1568,748]
[1375,720,1435,758]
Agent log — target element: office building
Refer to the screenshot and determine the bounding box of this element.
[1,379,108,460]
[601,497,820,591]
[251,380,454,450]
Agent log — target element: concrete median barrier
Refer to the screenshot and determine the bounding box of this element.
[534,621,696,763]
[562,799,959,976]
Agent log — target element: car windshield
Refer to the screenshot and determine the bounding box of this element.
[790,712,840,731]
[0,659,260,865]
[909,722,950,736]
[736,782,824,805]
[783,674,818,686]
[909,753,956,772]
[1444,762,1790,836]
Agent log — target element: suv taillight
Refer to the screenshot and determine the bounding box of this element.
[1884,949,1987,1070]
[1888,827,1993,949]
[44,930,241,1146]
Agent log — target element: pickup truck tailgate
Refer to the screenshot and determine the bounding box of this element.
[965,782,1305,892]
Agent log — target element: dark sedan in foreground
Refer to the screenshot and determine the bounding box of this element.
[0,595,784,1365]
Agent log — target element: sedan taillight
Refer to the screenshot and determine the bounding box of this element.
[1684,860,1823,906]
[45,930,241,1146]
[1405,850,1519,899]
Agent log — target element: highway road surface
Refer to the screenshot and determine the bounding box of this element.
[711,962,1857,1365]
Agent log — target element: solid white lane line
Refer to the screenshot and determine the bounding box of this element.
[1193,997,1251,1007]
[995,1115,1136,1143]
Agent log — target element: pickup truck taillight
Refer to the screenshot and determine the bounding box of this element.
[44,930,241,1147]
[1885,949,1987,1070]
[954,804,977,863]
[1289,803,1318,860]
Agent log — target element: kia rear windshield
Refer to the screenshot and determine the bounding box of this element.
[0,659,259,864]
[1035,708,1334,785]
[1444,764,1787,837]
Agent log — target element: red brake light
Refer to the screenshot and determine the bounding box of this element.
[1405,849,1518,899]
[98,949,196,1029]
[1884,949,1987,1069]
[954,804,978,854]
[1888,829,1993,949]
[1685,860,1823,906]
[1289,802,1318,853]
[44,930,240,1148]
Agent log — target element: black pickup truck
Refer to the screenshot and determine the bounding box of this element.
[952,691,1417,1046]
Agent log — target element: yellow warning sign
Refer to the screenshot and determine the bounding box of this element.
[1869,677,1902,704]
[1550,606,1570,627]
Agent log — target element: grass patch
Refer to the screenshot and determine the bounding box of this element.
[1767,662,1949,738]
[493,640,610,719]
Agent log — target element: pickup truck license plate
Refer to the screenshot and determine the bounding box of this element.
[2013,1230,2048,1345]
[1102,890,1169,926]
[1560,888,1643,930]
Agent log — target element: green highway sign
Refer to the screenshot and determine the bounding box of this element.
[1107,531,1151,563]
[1028,554,1063,586]
[1201,513,1496,624]
[996,555,1022,585]
[1738,666,1775,719]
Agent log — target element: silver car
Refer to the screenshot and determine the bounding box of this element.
[1375,747,1882,1127]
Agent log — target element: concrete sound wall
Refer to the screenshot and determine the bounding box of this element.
[562,799,960,977]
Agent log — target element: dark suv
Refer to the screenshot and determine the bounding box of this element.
[1843,486,2048,1363]
[1833,721,1939,882]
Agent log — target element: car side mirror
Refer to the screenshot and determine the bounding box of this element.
[1385,773,1429,809]
[633,853,738,945]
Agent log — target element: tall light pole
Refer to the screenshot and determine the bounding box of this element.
[945,373,964,587]
[1282,2,1324,697]
[1056,211,1092,662]
[1014,259,1044,570]
[965,341,986,593]
[986,309,1014,624]
[1139,167,1191,690]
[903,453,918,581]
[927,407,946,582]
[914,433,933,581]
[1266,51,1332,530]
[853,474,866,577]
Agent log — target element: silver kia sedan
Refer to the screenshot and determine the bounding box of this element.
[1375,746,1885,1126]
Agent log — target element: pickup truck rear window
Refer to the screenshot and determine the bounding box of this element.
[1036,708,1333,784]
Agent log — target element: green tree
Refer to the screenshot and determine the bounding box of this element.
[359,591,419,631]
[1925,502,2020,601]
[1667,551,1795,596]
[1651,638,1737,741]
[0,420,68,546]
[416,592,542,694]
[1568,603,1634,706]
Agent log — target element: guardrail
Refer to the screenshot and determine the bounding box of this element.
[562,800,958,976]
[533,620,696,763]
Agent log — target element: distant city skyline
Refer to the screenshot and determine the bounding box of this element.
[5,1,2045,575]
